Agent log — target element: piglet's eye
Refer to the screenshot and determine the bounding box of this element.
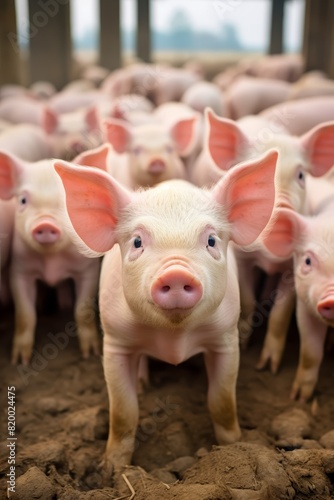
[297,168,305,186]
[305,256,311,266]
[133,146,142,155]
[19,195,28,206]
[207,235,216,247]
[133,236,142,248]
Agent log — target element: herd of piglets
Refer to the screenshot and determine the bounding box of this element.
[1,53,334,471]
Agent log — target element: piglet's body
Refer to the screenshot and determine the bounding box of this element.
[0,152,101,364]
[264,182,334,401]
[55,150,278,470]
[0,124,53,162]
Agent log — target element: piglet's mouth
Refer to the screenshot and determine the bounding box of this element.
[148,303,193,324]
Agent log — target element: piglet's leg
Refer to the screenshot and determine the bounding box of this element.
[237,259,258,349]
[256,274,295,373]
[73,263,100,358]
[205,335,241,445]
[10,272,37,364]
[103,350,139,473]
[290,300,327,403]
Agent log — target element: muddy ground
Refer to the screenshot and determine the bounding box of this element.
[1,299,334,500]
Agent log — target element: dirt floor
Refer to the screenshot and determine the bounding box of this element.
[1,299,334,500]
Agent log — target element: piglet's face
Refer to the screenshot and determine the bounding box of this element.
[3,158,72,254]
[117,181,229,327]
[294,219,334,327]
[54,149,278,329]
[127,126,186,187]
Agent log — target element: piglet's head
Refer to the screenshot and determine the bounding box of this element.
[0,151,72,253]
[54,149,278,326]
[103,116,198,187]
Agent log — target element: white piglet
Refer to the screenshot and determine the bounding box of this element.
[0,152,101,364]
[263,196,334,401]
[54,149,278,470]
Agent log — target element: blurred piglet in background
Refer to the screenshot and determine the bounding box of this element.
[0,151,101,364]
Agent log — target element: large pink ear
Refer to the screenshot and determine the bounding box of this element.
[300,121,334,177]
[262,208,306,258]
[73,143,111,172]
[206,108,249,171]
[103,118,132,153]
[170,115,199,156]
[54,160,132,254]
[42,107,59,134]
[212,149,278,246]
[0,151,24,199]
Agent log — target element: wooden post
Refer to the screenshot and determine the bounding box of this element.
[0,0,21,85]
[136,0,151,62]
[269,0,286,54]
[99,0,121,70]
[303,0,334,78]
[28,0,72,89]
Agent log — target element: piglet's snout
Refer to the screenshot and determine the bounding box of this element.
[148,159,166,175]
[317,296,334,321]
[32,220,61,244]
[151,266,202,310]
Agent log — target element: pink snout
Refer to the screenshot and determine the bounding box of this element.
[148,159,166,175]
[32,221,61,244]
[151,266,202,310]
[317,297,334,321]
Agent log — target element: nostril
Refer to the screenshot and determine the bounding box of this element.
[162,286,170,293]
[184,285,192,292]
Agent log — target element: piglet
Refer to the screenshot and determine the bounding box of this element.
[191,110,334,374]
[102,115,199,189]
[263,192,334,401]
[54,149,278,469]
[0,151,101,364]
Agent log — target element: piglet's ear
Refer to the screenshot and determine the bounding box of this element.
[300,121,334,177]
[206,108,249,171]
[103,118,132,154]
[262,208,306,259]
[54,160,132,255]
[0,150,25,200]
[170,115,199,157]
[73,143,111,172]
[212,149,278,246]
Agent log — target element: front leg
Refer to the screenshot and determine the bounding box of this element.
[204,333,241,444]
[73,261,100,358]
[290,300,327,402]
[10,271,37,364]
[237,257,258,349]
[257,272,295,373]
[103,349,139,474]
